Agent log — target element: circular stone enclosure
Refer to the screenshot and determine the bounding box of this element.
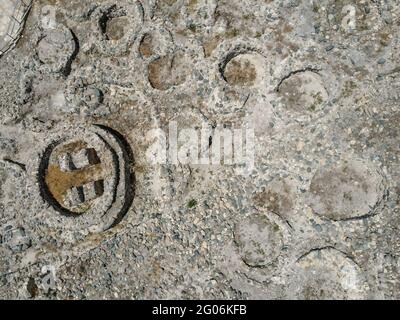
[253,178,296,219]
[277,70,329,114]
[94,2,143,55]
[38,125,135,231]
[234,214,284,267]
[99,6,130,41]
[36,26,77,74]
[138,27,173,59]
[289,247,369,300]
[307,159,386,221]
[148,51,191,91]
[222,52,265,88]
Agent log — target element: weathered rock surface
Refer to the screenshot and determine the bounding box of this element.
[1,0,400,300]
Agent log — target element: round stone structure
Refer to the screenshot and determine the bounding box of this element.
[37,125,135,232]
[288,247,370,300]
[234,214,284,267]
[307,159,387,221]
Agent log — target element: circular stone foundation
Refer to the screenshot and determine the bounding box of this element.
[138,27,173,59]
[253,178,296,219]
[307,159,386,221]
[38,125,134,232]
[94,2,143,55]
[103,14,130,41]
[36,26,77,73]
[234,214,283,267]
[65,77,104,114]
[148,52,190,91]
[277,70,329,114]
[289,247,369,300]
[222,52,265,87]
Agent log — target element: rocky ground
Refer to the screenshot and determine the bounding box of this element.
[1,0,400,300]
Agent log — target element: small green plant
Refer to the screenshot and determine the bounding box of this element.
[187,199,198,208]
[188,24,197,32]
